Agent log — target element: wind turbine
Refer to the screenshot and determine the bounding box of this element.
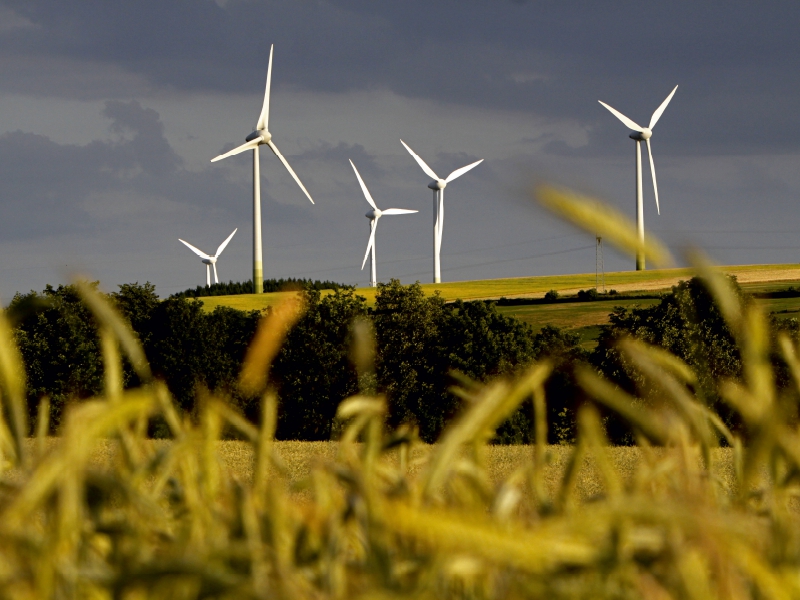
[400,140,483,283]
[599,85,678,270]
[210,45,314,294]
[350,160,417,287]
[179,229,238,287]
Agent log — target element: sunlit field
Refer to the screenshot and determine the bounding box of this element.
[3,190,800,596]
[196,263,800,312]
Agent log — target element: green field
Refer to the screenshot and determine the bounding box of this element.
[495,297,660,329]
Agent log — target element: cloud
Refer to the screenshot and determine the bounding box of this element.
[1,1,796,156]
[0,100,313,241]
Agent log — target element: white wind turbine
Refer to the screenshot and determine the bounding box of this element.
[210,45,314,294]
[350,160,417,287]
[179,229,238,287]
[599,85,678,270]
[400,140,483,283]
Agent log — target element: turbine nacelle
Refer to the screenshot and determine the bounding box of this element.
[427,179,447,190]
[629,128,652,141]
[201,257,218,265]
[245,130,272,144]
[365,209,381,220]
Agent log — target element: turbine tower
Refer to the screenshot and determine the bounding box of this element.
[211,45,314,294]
[179,229,238,287]
[400,140,482,283]
[350,160,417,287]
[599,85,678,270]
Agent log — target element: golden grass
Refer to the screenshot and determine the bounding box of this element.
[33,438,737,505]
[2,190,800,597]
[193,290,300,312]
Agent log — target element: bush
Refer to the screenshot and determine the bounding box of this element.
[576,288,600,301]
[544,289,560,301]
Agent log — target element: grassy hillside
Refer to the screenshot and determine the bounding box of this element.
[196,263,800,313]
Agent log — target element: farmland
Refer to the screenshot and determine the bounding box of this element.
[196,264,800,350]
[195,263,800,313]
[2,259,799,596]
[42,438,737,503]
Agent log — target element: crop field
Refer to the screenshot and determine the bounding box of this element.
[494,297,660,330]
[196,262,800,312]
[497,292,800,344]
[40,438,737,504]
[192,290,300,312]
[4,192,800,596]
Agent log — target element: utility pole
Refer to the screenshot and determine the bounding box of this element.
[596,235,605,294]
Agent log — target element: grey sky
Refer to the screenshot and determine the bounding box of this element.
[0,1,799,300]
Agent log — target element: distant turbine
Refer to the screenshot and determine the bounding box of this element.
[350,160,417,287]
[599,85,678,270]
[179,229,238,287]
[211,45,314,294]
[400,140,483,283]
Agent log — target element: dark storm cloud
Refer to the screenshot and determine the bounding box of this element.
[295,142,375,168]
[0,100,307,240]
[2,1,799,155]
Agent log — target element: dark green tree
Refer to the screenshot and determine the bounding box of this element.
[11,283,104,429]
[143,297,260,416]
[495,325,588,444]
[372,280,447,441]
[372,282,568,443]
[591,276,800,441]
[271,288,368,440]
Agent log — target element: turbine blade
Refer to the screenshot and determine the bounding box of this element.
[266,140,315,204]
[213,263,219,285]
[400,139,439,180]
[361,219,377,269]
[256,45,273,131]
[646,139,660,215]
[211,139,260,162]
[649,85,678,129]
[215,228,238,257]
[598,101,644,132]
[381,208,418,215]
[445,159,483,183]
[349,160,378,210]
[179,239,211,259]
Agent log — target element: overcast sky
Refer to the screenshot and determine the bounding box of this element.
[1,1,799,300]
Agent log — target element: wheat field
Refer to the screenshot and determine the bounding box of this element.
[0,189,799,597]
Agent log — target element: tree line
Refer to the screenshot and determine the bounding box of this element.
[172,278,347,298]
[8,276,798,443]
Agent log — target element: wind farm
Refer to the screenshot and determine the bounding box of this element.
[5,6,800,596]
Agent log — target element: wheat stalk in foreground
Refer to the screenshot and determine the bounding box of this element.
[0,189,797,597]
